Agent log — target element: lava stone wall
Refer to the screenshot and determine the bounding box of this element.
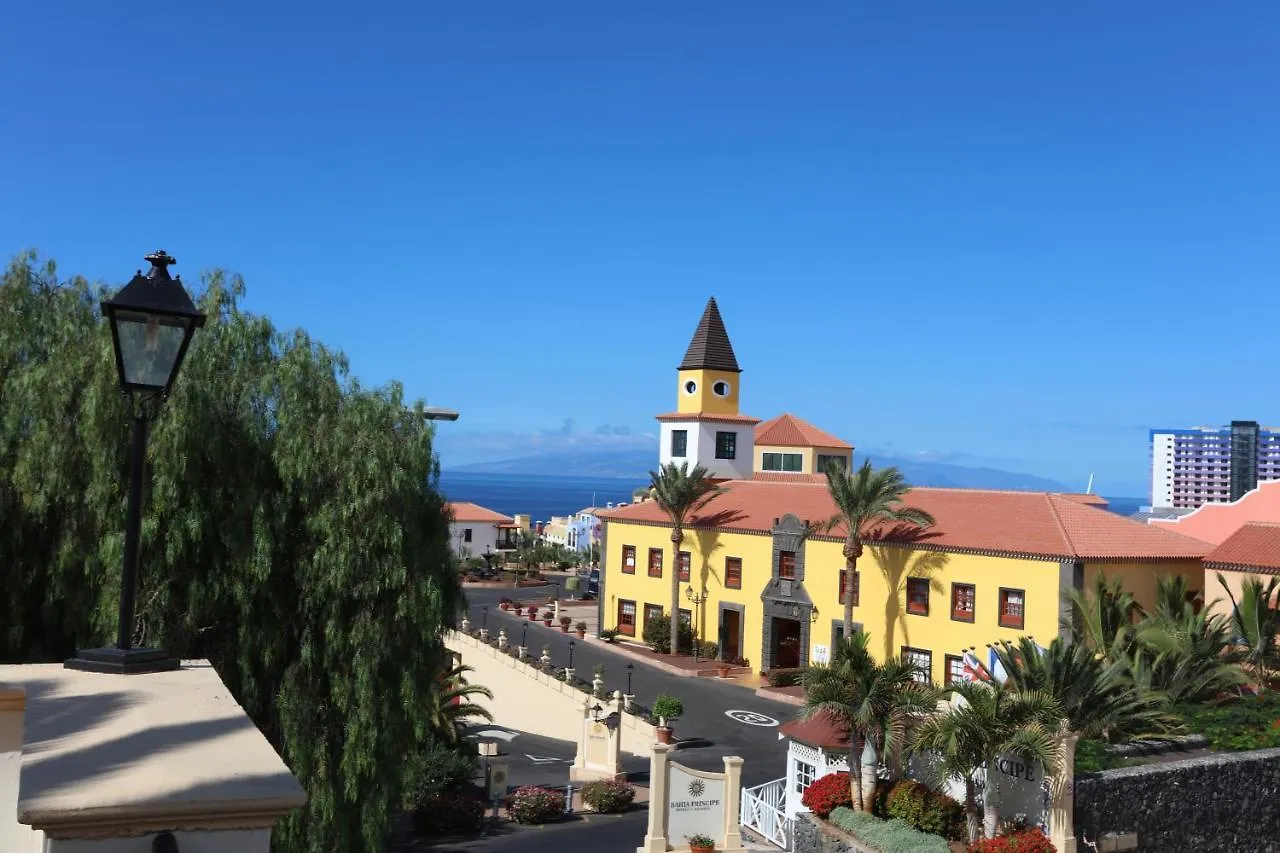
[1074,747,1280,853]
[793,813,878,853]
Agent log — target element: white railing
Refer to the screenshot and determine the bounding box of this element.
[740,777,791,849]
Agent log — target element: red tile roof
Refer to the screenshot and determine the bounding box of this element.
[448,501,513,524]
[1204,522,1280,573]
[755,413,852,450]
[654,412,761,424]
[752,472,828,484]
[1060,493,1110,507]
[599,479,1210,561]
[779,710,851,749]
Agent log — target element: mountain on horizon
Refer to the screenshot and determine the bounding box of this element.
[449,447,1075,493]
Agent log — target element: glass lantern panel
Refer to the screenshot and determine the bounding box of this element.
[113,310,189,390]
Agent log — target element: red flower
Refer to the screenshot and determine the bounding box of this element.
[800,772,852,818]
[968,828,1056,853]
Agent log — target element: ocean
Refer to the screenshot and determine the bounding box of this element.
[438,471,645,523]
[439,471,1149,523]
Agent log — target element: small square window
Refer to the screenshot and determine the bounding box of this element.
[778,550,797,579]
[648,548,663,578]
[715,431,737,460]
[794,760,816,794]
[463,528,473,543]
[906,577,930,616]
[945,654,966,685]
[999,588,1025,630]
[725,557,742,589]
[951,583,975,623]
[622,545,636,574]
[671,429,688,458]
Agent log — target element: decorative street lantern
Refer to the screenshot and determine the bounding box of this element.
[65,251,206,675]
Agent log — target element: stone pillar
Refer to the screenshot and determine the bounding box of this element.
[497,629,508,650]
[564,667,575,682]
[2,661,306,853]
[636,743,672,853]
[570,692,623,782]
[518,645,528,660]
[1,685,37,853]
[1049,726,1080,853]
[722,756,746,853]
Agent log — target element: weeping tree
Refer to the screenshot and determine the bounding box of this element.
[0,251,465,853]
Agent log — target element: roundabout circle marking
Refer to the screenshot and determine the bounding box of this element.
[725,709,780,727]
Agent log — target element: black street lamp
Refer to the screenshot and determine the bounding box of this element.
[568,640,575,669]
[686,585,709,661]
[626,663,634,695]
[65,251,205,675]
[482,606,489,630]
[521,622,529,647]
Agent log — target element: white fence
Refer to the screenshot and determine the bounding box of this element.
[740,777,791,849]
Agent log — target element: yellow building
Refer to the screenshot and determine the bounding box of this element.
[598,298,1213,684]
[754,413,853,475]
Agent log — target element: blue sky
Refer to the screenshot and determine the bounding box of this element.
[4,2,1279,496]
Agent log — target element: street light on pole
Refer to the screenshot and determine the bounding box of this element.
[65,250,205,675]
[422,406,459,421]
[685,585,709,662]
[568,640,575,669]
[626,663,634,695]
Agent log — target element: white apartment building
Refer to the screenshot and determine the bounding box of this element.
[1150,421,1280,509]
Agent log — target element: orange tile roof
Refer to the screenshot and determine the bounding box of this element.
[599,479,1210,561]
[654,412,761,424]
[1204,522,1280,573]
[1059,493,1110,507]
[754,413,853,450]
[779,710,850,749]
[448,501,513,524]
[752,472,828,484]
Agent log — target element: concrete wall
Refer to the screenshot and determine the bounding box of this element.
[449,521,501,559]
[445,631,656,756]
[1074,747,1280,853]
[1,687,39,853]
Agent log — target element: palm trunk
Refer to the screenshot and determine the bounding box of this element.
[849,740,865,812]
[842,552,858,638]
[982,768,1000,839]
[670,526,683,657]
[964,778,981,844]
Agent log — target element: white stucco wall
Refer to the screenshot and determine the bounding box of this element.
[449,522,501,558]
[1151,432,1175,508]
[659,421,754,481]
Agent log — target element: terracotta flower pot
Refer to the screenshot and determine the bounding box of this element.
[560,625,569,633]
[691,845,714,853]
[499,603,509,611]
[717,665,731,678]
[542,619,552,627]
[655,726,673,745]
[576,630,586,639]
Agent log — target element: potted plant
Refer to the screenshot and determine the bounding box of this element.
[651,695,683,744]
[717,660,732,679]
[575,620,588,639]
[687,833,715,853]
[499,597,512,611]
[559,615,573,633]
[542,611,553,627]
[599,628,618,643]
[526,604,539,619]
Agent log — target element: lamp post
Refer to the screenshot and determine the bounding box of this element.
[685,585,709,662]
[626,663,634,694]
[65,250,205,675]
[521,622,529,648]
[568,640,576,669]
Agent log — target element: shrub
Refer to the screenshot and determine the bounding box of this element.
[1073,738,1128,774]
[800,771,851,818]
[401,740,478,807]
[410,792,486,836]
[643,613,694,654]
[507,786,564,824]
[883,779,966,840]
[599,628,619,642]
[696,640,719,659]
[580,779,636,813]
[828,806,951,853]
[577,621,589,632]
[652,694,684,724]
[593,663,606,678]
[1173,690,1280,752]
[967,827,1056,853]
[766,667,807,687]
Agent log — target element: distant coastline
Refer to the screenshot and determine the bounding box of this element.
[439,469,1147,524]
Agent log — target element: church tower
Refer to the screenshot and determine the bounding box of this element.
[656,298,758,481]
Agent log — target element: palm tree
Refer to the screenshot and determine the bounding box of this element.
[823,460,935,638]
[911,681,1062,842]
[1062,571,1140,660]
[1132,604,1248,704]
[429,662,494,743]
[1219,573,1280,684]
[801,636,938,811]
[648,462,724,657]
[990,636,1177,743]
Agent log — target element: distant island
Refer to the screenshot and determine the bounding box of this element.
[447,448,1076,493]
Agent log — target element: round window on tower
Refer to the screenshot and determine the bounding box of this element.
[713,380,731,397]
[684,380,697,395]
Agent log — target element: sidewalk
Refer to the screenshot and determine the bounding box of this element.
[581,636,755,681]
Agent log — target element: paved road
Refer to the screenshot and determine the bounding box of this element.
[463,585,795,789]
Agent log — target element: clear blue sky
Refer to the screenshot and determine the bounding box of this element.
[4,2,1279,496]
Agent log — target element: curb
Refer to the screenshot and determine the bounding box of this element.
[755,686,804,707]
[581,637,753,680]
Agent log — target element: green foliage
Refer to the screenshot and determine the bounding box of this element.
[1218,573,1280,681]
[0,253,464,853]
[401,740,478,807]
[579,779,635,813]
[883,779,966,841]
[643,613,693,654]
[989,636,1177,743]
[599,628,619,642]
[967,827,1056,853]
[410,793,485,837]
[1071,738,1129,774]
[652,694,684,722]
[800,771,852,817]
[1173,690,1280,752]
[828,806,952,853]
[766,667,808,687]
[506,786,564,824]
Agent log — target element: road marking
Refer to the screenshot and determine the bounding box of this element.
[725,709,780,727]
[525,754,567,764]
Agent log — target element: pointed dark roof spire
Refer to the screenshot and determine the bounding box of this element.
[679,297,741,373]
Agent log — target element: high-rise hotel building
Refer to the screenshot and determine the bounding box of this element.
[1150,421,1280,509]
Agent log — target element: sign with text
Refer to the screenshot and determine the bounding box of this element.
[666,763,726,845]
[909,751,1047,827]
